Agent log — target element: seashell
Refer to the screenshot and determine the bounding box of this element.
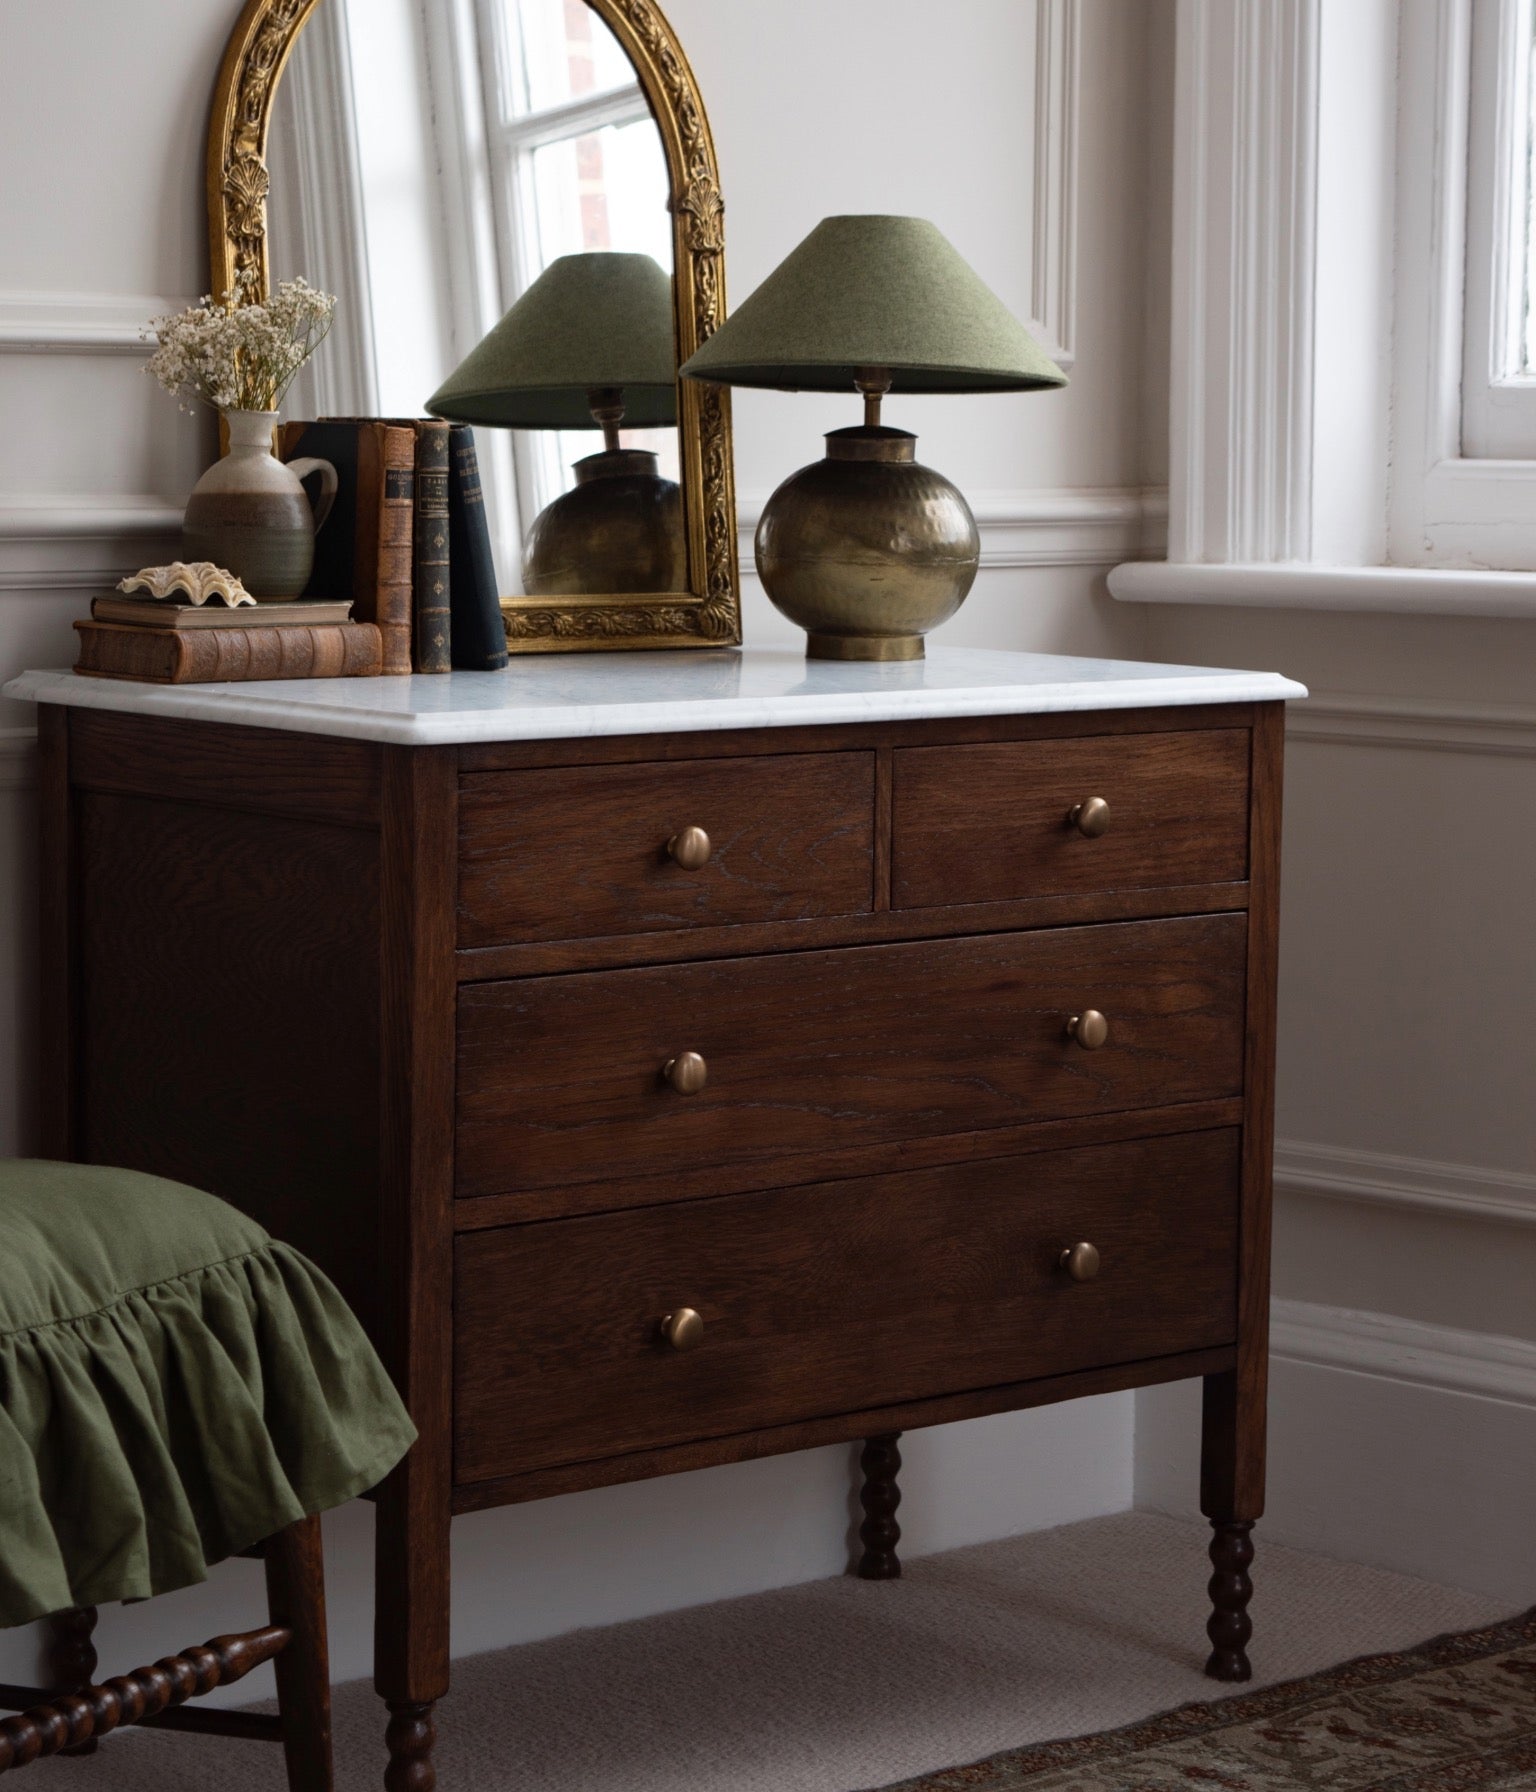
[117,561,257,607]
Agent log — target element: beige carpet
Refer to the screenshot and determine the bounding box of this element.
[40,1512,1512,1792]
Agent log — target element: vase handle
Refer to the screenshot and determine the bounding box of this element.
[289,458,338,536]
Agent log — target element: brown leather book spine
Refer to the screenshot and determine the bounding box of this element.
[73,620,383,683]
[354,422,415,675]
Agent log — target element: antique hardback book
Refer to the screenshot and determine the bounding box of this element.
[412,421,452,673]
[72,619,383,683]
[448,425,510,670]
[90,596,354,630]
[280,420,415,675]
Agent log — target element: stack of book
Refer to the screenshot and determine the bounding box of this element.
[73,419,512,684]
[281,417,510,676]
[73,596,380,685]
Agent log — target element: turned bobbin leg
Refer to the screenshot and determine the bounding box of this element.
[856,1433,903,1579]
[1204,1519,1255,1682]
[1200,1368,1263,1681]
[1196,700,1279,1682]
[384,1701,437,1792]
[47,1606,98,1755]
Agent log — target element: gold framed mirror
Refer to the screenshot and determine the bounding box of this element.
[205,0,740,654]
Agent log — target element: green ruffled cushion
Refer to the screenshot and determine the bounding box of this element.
[0,1159,416,1627]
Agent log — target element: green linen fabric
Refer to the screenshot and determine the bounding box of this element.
[0,1159,416,1627]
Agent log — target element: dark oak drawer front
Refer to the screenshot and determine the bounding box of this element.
[454,1128,1240,1481]
[458,752,875,947]
[455,914,1246,1197]
[892,730,1250,909]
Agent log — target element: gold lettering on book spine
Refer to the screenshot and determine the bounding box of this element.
[205,0,741,655]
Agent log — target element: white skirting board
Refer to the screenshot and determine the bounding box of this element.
[1135,1300,1536,1603]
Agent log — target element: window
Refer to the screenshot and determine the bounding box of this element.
[1385,0,1536,575]
[472,0,677,530]
[1462,0,1536,457]
[1122,0,1536,600]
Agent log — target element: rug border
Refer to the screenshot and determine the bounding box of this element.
[863,1603,1536,1791]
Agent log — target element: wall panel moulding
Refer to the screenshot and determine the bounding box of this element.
[1274,1138,1536,1229]
[1285,693,1536,757]
[0,293,191,355]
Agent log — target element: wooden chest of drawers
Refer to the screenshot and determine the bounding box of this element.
[32,662,1289,1792]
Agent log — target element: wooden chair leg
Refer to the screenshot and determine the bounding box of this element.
[856,1433,903,1579]
[264,1516,334,1792]
[46,1611,97,1756]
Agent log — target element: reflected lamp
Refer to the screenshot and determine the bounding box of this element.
[427,251,684,596]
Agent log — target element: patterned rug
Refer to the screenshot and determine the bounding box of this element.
[868,1607,1536,1790]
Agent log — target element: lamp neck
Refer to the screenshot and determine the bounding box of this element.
[855,366,893,430]
[587,386,626,453]
[824,425,917,463]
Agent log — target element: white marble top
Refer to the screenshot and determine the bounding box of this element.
[3,647,1306,746]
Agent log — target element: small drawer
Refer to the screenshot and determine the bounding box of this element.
[458,752,874,947]
[453,1128,1240,1481]
[891,729,1250,910]
[454,913,1246,1196]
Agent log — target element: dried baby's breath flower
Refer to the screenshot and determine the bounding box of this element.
[143,272,335,414]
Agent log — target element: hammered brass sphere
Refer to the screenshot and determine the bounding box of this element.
[522,448,685,597]
[753,427,980,660]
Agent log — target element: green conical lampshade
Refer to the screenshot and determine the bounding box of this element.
[427,251,678,430]
[680,215,1065,394]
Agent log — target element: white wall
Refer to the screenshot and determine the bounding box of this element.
[1132,607,1536,1606]
[1103,0,1536,1610]
[0,0,1167,1700]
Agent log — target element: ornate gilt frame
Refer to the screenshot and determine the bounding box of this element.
[206,0,740,653]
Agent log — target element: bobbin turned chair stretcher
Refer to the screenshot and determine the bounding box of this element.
[0,1517,330,1786]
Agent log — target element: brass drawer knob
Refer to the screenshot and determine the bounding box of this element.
[667,825,712,870]
[659,1307,704,1350]
[1068,797,1111,837]
[1066,1009,1109,1050]
[1059,1241,1101,1282]
[663,1050,709,1094]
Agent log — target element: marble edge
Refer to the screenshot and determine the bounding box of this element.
[2,667,1310,746]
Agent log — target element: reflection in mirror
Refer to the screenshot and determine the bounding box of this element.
[267,0,682,597]
[427,253,683,594]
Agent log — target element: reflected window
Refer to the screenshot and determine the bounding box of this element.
[477,0,677,516]
[1524,0,1536,372]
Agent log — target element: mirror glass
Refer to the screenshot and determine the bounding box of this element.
[267,0,684,597]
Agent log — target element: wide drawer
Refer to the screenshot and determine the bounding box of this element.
[891,730,1250,909]
[455,913,1246,1196]
[454,1128,1241,1482]
[458,751,875,947]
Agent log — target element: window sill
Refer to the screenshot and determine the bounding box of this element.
[1107,561,1536,618]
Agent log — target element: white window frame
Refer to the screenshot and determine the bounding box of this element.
[1386,0,1536,573]
[1460,0,1536,458]
[1112,0,1536,613]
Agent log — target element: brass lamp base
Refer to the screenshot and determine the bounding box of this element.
[522,448,684,597]
[806,632,925,661]
[754,425,979,659]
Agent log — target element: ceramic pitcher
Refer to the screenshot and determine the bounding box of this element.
[181,408,337,600]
